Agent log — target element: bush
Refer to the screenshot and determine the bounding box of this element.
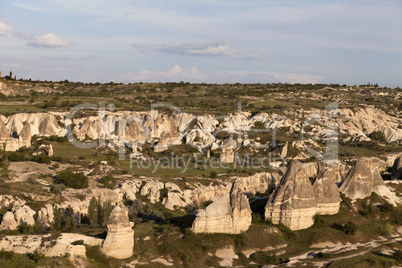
[71,240,85,246]
[394,250,402,263]
[28,250,45,263]
[100,174,116,189]
[250,252,280,265]
[359,202,374,217]
[7,152,28,162]
[253,121,265,129]
[51,183,65,195]
[31,155,51,164]
[342,221,357,235]
[315,252,330,259]
[159,188,169,202]
[0,249,14,260]
[369,131,386,142]
[209,171,217,179]
[57,170,88,189]
[379,202,394,213]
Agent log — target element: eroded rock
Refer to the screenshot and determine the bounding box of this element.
[102,202,134,259]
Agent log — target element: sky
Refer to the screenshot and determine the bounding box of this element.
[0,0,401,87]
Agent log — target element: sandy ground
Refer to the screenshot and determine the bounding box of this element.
[8,161,76,182]
[215,245,238,267]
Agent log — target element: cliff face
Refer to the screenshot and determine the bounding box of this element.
[102,202,134,259]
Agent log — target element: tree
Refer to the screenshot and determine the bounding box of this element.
[88,197,99,226]
[52,208,63,230]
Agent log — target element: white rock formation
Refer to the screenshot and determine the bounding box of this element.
[36,204,54,229]
[0,233,102,258]
[191,186,252,234]
[339,157,386,200]
[232,172,281,197]
[102,202,134,259]
[0,212,18,231]
[0,195,25,209]
[265,161,318,230]
[313,164,342,215]
[12,205,36,226]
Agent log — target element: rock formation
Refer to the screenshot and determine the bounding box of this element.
[232,172,281,197]
[191,185,252,234]
[339,157,385,200]
[313,164,342,215]
[102,202,134,259]
[0,205,36,231]
[391,155,402,180]
[36,204,54,229]
[265,161,318,230]
[0,212,18,231]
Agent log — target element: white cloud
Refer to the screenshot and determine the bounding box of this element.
[120,65,321,84]
[27,33,71,48]
[132,41,261,59]
[0,21,12,36]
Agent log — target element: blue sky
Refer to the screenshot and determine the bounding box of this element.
[0,0,401,87]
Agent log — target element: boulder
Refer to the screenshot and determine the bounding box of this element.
[339,157,385,200]
[102,202,134,259]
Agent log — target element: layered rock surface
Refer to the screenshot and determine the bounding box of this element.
[191,185,252,234]
[264,161,319,230]
[339,157,386,200]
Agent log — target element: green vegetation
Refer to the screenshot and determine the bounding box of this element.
[86,197,114,227]
[100,174,117,189]
[57,169,88,189]
[369,131,387,142]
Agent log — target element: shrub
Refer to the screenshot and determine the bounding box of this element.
[250,252,280,265]
[209,171,217,179]
[394,250,402,263]
[369,131,386,142]
[342,221,357,235]
[315,252,330,259]
[379,202,394,213]
[159,188,169,202]
[57,170,88,189]
[51,183,65,195]
[0,249,14,260]
[71,240,85,246]
[359,202,374,217]
[7,152,28,162]
[253,121,265,129]
[100,174,116,189]
[28,250,45,263]
[31,155,51,164]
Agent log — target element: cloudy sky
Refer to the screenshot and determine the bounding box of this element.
[0,0,401,86]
